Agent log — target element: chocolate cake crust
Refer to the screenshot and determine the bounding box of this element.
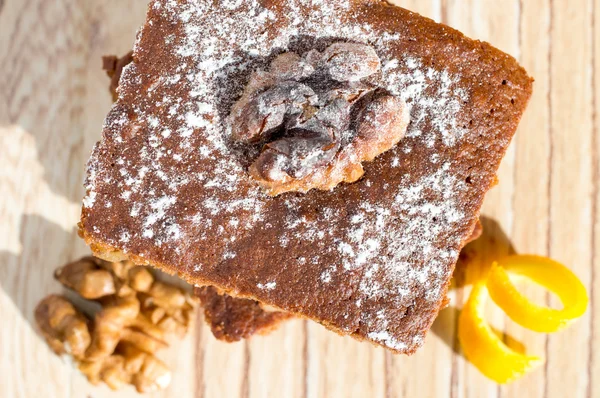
[81,0,532,353]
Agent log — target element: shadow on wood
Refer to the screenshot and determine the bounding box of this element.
[429,215,519,356]
[430,305,461,355]
[0,1,147,204]
[0,215,79,335]
[452,215,517,289]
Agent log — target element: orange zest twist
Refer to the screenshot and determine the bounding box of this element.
[458,255,588,383]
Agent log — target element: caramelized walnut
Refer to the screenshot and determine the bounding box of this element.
[231,81,316,143]
[55,256,153,299]
[34,295,91,360]
[321,42,381,82]
[229,42,409,196]
[35,257,197,393]
[353,94,409,162]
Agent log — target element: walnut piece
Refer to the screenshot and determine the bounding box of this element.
[79,344,171,393]
[321,42,381,82]
[55,256,154,299]
[34,295,91,360]
[35,257,197,393]
[229,41,409,196]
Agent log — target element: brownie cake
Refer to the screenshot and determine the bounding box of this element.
[103,52,294,341]
[81,0,532,354]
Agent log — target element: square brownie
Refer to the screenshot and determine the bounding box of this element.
[81,0,532,353]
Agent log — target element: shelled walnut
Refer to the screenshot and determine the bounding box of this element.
[35,295,91,360]
[229,41,410,196]
[35,256,196,393]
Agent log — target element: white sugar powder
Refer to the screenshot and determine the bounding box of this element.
[257,282,276,290]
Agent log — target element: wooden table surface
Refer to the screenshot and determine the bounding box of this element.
[1,0,598,397]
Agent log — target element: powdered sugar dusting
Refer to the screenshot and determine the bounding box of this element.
[257,282,277,290]
[85,0,480,353]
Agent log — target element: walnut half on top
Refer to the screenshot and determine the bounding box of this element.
[228,42,410,196]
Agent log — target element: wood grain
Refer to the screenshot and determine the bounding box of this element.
[0,0,597,397]
[503,0,551,397]
[591,3,600,398]
[546,1,594,397]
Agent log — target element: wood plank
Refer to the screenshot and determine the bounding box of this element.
[0,207,75,398]
[305,321,385,398]
[304,323,388,398]
[545,1,594,397]
[591,1,600,397]
[500,0,552,397]
[201,335,247,398]
[0,0,90,396]
[248,319,306,398]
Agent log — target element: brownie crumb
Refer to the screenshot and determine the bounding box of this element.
[102,51,134,101]
[194,286,293,342]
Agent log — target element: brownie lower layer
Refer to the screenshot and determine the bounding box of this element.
[195,286,294,342]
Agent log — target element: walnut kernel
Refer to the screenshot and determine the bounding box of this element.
[229,41,409,196]
[35,257,197,393]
